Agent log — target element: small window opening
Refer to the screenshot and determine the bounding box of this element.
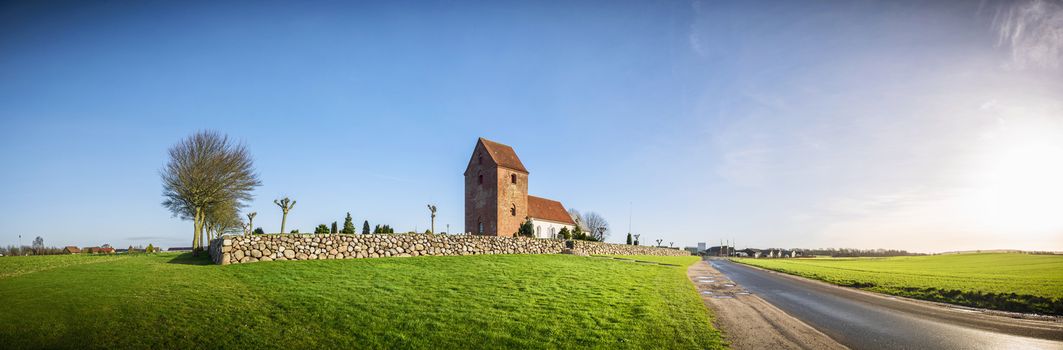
[511,204,516,216]
[511,174,516,184]
[478,174,483,185]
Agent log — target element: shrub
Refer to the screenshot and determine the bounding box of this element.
[516,218,534,237]
[290,229,299,233]
[253,227,265,235]
[559,227,571,240]
[342,213,356,234]
[331,221,338,234]
[314,224,330,234]
[363,220,371,235]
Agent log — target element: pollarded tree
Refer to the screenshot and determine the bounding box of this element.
[362,220,371,235]
[342,213,356,234]
[246,212,257,235]
[427,204,437,234]
[274,197,296,234]
[162,131,261,255]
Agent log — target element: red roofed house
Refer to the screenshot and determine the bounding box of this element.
[464,138,577,238]
[63,246,81,254]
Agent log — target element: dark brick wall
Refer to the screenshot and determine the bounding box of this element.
[465,143,498,235]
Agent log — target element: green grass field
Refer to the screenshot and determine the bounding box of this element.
[0,253,722,349]
[736,253,1063,315]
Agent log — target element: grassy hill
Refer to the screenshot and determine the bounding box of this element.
[736,253,1063,315]
[0,253,722,349]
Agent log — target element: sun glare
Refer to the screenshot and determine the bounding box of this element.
[970,118,1063,233]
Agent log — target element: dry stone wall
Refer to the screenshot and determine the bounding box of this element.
[571,240,688,256]
[209,234,687,265]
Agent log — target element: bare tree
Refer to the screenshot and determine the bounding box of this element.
[274,197,296,234]
[567,209,585,231]
[204,201,243,242]
[32,236,44,255]
[582,212,609,241]
[161,131,261,255]
[427,204,437,234]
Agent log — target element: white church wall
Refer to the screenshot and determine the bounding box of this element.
[529,219,573,239]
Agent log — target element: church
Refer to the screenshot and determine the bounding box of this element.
[464,138,577,238]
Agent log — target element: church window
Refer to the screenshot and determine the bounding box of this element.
[536,226,541,237]
[478,155,483,165]
[478,173,483,185]
[511,174,516,184]
[510,204,516,216]
[478,219,483,234]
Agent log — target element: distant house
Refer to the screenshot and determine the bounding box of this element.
[64,246,81,254]
[84,247,115,254]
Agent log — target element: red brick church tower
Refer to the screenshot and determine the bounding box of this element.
[464,138,529,236]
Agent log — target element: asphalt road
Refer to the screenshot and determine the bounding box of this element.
[710,259,1063,350]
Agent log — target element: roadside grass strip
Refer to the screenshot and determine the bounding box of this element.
[736,253,1063,315]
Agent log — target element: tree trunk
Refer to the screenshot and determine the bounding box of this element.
[280,211,287,234]
[193,207,204,256]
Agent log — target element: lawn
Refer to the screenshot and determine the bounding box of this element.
[736,253,1063,315]
[0,253,721,349]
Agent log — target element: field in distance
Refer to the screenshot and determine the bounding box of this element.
[0,253,722,349]
[736,253,1062,315]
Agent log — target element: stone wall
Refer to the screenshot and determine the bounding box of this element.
[571,240,689,256]
[209,234,688,265]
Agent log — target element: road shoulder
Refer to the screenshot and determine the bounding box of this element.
[687,259,848,350]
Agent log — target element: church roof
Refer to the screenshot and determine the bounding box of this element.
[479,138,528,173]
[528,195,576,225]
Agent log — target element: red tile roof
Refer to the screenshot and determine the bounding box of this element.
[479,138,529,173]
[64,246,80,254]
[528,195,575,225]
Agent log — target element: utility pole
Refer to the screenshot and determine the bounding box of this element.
[628,201,632,241]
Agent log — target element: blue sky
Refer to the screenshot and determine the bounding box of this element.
[2,0,1061,252]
